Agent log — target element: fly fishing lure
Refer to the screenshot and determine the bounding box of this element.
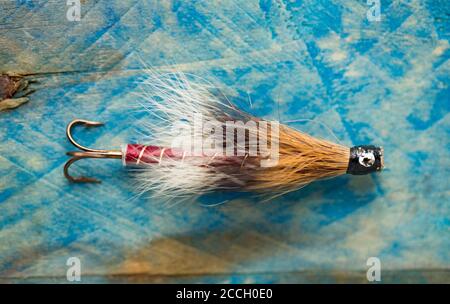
[64,71,383,198]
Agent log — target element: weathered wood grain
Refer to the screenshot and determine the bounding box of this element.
[0,0,449,283]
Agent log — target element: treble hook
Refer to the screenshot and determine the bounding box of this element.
[64,119,122,183]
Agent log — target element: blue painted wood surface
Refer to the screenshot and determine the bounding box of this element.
[0,0,449,283]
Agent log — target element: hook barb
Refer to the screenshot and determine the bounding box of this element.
[64,119,122,183]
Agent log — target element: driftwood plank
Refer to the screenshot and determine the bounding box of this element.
[0,0,449,283]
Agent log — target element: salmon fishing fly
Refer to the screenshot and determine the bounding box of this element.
[64,71,383,198]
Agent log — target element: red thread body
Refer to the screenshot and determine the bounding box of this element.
[123,144,259,168]
[124,144,183,166]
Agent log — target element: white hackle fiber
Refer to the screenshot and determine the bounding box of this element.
[130,70,264,200]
